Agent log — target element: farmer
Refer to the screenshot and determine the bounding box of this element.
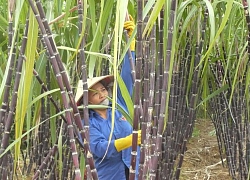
[75,15,141,180]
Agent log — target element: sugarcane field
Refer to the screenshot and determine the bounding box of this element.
[1,0,250,179]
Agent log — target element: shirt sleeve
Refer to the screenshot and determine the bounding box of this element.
[89,124,119,159]
[117,51,135,108]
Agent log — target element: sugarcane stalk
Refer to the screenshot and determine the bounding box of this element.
[141,5,157,179]
[77,0,98,179]
[206,69,226,167]
[128,0,144,179]
[150,0,177,178]
[148,8,164,179]
[0,1,16,179]
[173,34,191,167]
[32,145,58,179]
[34,2,98,178]
[138,9,148,180]
[0,16,29,174]
[209,56,246,178]
[62,146,70,179]
[0,0,16,140]
[242,0,250,176]
[174,1,212,178]
[27,1,82,178]
[138,1,156,178]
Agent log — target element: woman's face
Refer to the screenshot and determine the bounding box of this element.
[88,82,108,105]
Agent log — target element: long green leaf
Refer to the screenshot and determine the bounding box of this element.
[15,9,38,172]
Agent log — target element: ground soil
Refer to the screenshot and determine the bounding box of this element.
[180,119,232,180]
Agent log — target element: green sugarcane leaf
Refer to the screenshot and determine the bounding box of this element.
[27,88,60,109]
[58,121,63,180]
[203,0,215,45]
[0,14,8,32]
[79,151,86,177]
[176,6,198,49]
[229,42,248,104]
[202,0,234,63]
[115,103,133,125]
[86,103,133,125]
[117,74,134,119]
[197,84,229,108]
[14,8,38,176]
[143,0,164,37]
[88,0,114,78]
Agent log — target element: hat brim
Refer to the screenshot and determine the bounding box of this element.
[75,75,113,105]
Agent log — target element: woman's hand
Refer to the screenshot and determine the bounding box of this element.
[124,15,135,51]
[114,130,141,152]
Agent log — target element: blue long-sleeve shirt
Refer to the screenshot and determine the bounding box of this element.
[88,52,140,180]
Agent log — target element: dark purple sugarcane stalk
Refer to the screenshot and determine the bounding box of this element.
[218,48,248,177]
[206,67,226,167]
[220,94,236,177]
[0,2,16,178]
[150,1,177,179]
[138,5,149,179]
[140,6,157,179]
[33,69,84,148]
[167,64,179,176]
[38,92,45,167]
[32,35,84,179]
[27,1,81,179]
[123,17,144,118]
[62,146,71,179]
[215,51,248,177]
[43,143,56,179]
[7,0,15,53]
[174,39,192,163]
[40,90,52,176]
[152,9,164,137]
[0,0,16,139]
[35,0,86,133]
[77,0,98,179]
[164,67,177,179]
[236,91,247,178]
[45,59,51,154]
[129,0,143,179]
[174,35,191,160]
[208,61,236,177]
[175,20,205,180]
[174,1,210,177]
[0,17,29,170]
[124,31,144,122]
[241,0,250,176]
[240,83,250,176]
[175,43,202,179]
[163,58,181,179]
[33,2,97,178]
[205,42,248,178]
[217,60,237,178]
[32,145,57,179]
[168,57,184,178]
[242,0,250,62]
[148,10,164,178]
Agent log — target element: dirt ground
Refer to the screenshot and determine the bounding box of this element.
[180,119,232,180]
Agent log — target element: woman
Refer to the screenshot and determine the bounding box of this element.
[75,16,141,180]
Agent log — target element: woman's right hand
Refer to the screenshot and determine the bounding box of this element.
[124,15,135,51]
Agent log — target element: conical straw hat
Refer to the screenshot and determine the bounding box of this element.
[75,75,113,105]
